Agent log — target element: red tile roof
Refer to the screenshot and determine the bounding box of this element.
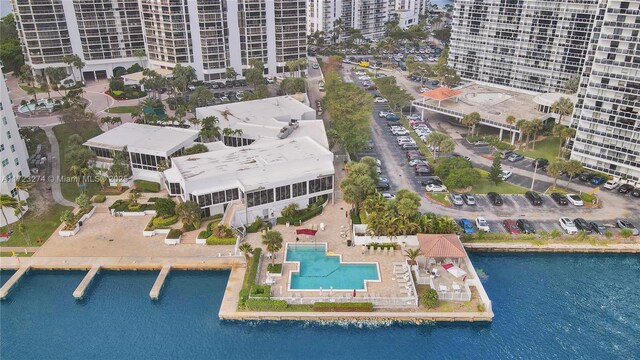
[417,234,466,258]
[420,87,462,100]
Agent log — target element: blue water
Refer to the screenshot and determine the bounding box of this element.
[286,244,379,290]
[1,253,639,359]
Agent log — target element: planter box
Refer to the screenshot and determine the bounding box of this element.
[59,224,80,237]
[196,237,207,245]
[142,228,171,237]
[164,233,181,245]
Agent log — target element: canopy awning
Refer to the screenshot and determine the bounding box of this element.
[443,263,467,278]
[420,87,462,102]
[296,229,317,236]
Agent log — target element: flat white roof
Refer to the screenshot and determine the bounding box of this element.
[167,136,334,193]
[194,96,329,148]
[84,123,199,155]
[122,68,173,82]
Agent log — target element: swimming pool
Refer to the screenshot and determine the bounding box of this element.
[285,243,380,291]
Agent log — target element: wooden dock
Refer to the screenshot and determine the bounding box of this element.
[149,265,171,300]
[0,266,30,300]
[73,265,101,299]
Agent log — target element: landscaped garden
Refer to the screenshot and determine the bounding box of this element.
[105,106,140,114]
[515,136,562,162]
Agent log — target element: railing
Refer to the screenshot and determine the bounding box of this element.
[265,294,418,308]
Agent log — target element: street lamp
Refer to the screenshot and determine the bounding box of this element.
[530,160,539,191]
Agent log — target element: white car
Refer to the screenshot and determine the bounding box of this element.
[475,217,490,232]
[559,217,579,234]
[392,129,409,136]
[382,192,396,200]
[374,97,388,103]
[407,114,421,121]
[375,158,382,167]
[379,176,389,183]
[398,139,416,146]
[500,171,513,180]
[355,70,366,76]
[603,180,619,189]
[409,159,429,167]
[566,194,584,206]
[425,184,448,192]
[419,87,429,93]
[358,76,371,81]
[378,110,392,118]
[376,166,382,174]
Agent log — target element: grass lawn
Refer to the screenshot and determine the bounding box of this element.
[516,137,562,161]
[429,192,451,205]
[106,106,139,114]
[1,193,72,247]
[0,252,34,257]
[53,122,104,201]
[472,170,529,194]
[19,84,47,93]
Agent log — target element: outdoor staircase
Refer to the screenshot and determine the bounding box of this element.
[93,207,109,214]
[221,200,242,226]
[180,231,197,244]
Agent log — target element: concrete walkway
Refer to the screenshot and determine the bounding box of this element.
[464,242,640,253]
[43,126,76,207]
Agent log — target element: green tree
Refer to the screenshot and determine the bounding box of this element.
[183,143,208,155]
[45,67,68,96]
[189,86,214,111]
[550,97,574,125]
[433,28,451,43]
[238,242,253,261]
[438,138,456,157]
[245,59,265,89]
[421,288,440,308]
[425,132,447,160]
[340,162,377,213]
[445,168,479,190]
[199,116,220,142]
[262,230,283,265]
[0,194,18,225]
[547,160,566,188]
[154,198,176,217]
[176,200,202,229]
[280,203,299,219]
[108,148,131,189]
[564,160,584,189]
[225,67,238,81]
[435,157,472,180]
[488,154,503,185]
[60,209,76,227]
[564,74,580,93]
[0,14,25,74]
[133,49,146,67]
[404,248,422,265]
[280,77,306,94]
[461,112,481,136]
[529,118,544,150]
[75,193,92,212]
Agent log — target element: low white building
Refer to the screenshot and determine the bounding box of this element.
[164,136,335,226]
[84,123,199,185]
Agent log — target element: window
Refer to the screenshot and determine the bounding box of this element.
[90,146,114,158]
[169,182,183,195]
[14,158,19,166]
[225,188,239,201]
[0,144,4,151]
[1,159,8,167]
[6,131,10,139]
[275,185,290,201]
[308,176,333,193]
[5,172,13,182]
[2,116,6,125]
[130,152,165,171]
[292,181,306,197]
[246,188,274,207]
[10,145,15,152]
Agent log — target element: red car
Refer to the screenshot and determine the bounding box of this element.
[503,220,521,234]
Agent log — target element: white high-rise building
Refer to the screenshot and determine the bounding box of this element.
[570,0,640,182]
[1,69,31,226]
[307,0,390,42]
[12,0,307,81]
[449,0,599,92]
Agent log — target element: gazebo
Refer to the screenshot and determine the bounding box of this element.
[419,87,462,107]
[417,234,466,266]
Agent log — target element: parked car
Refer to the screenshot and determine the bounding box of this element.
[500,171,513,181]
[532,158,549,168]
[487,192,503,206]
[409,159,428,167]
[378,110,392,118]
[603,180,619,189]
[550,193,568,206]
[525,191,544,206]
[500,150,514,159]
[458,218,476,234]
[617,184,634,194]
[461,194,477,206]
[475,217,490,232]
[377,181,390,191]
[401,143,419,150]
[378,176,389,183]
[616,220,640,236]
[516,219,536,234]
[425,183,447,192]
[385,113,401,121]
[382,192,396,200]
[591,175,607,185]
[589,222,607,235]
[508,153,525,162]
[415,166,434,176]
[631,188,640,198]
[503,219,521,234]
[559,217,579,234]
[574,218,592,233]
[474,140,489,147]
[566,194,584,206]
[578,172,594,182]
[374,97,387,103]
[421,178,443,186]
[449,193,465,206]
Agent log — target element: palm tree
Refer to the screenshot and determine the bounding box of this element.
[13,177,32,220]
[564,160,584,189]
[238,242,253,262]
[505,114,516,141]
[62,55,77,83]
[530,118,544,150]
[547,160,566,189]
[461,112,481,136]
[550,97,574,124]
[404,248,422,265]
[561,127,576,158]
[0,195,18,225]
[262,230,283,265]
[133,49,146,68]
[438,138,456,157]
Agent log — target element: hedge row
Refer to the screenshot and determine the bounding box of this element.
[366,242,399,250]
[152,215,178,228]
[167,229,182,239]
[245,299,288,311]
[133,179,161,193]
[206,236,236,245]
[250,285,271,298]
[239,248,262,307]
[267,263,282,274]
[276,205,323,225]
[312,302,373,312]
[109,199,153,212]
[198,230,212,239]
[92,194,106,203]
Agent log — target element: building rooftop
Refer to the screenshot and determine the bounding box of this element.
[167,136,334,193]
[122,68,173,83]
[420,87,462,101]
[194,96,329,148]
[84,123,199,155]
[417,234,466,259]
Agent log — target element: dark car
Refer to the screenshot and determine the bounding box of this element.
[376,181,390,191]
[406,150,424,158]
[415,166,434,176]
[487,192,503,206]
[578,172,594,182]
[408,153,427,161]
[632,188,640,198]
[532,158,549,168]
[461,194,477,206]
[574,218,592,233]
[385,113,401,121]
[516,219,536,234]
[589,222,607,235]
[503,220,521,234]
[617,184,634,194]
[525,191,544,206]
[401,143,419,150]
[550,192,568,206]
[590,175,607,185]
[421,177,443,186]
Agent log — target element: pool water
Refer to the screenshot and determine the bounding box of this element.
[285,244,379,290]
[18,99,55,113]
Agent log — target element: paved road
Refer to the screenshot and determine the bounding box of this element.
[43,126,76,207]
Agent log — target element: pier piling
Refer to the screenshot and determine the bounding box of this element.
[150,265,171,300]
[73,265,101,299]
[0,266,30,300]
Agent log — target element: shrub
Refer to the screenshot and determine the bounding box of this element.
[198,230,212,239]
[246,216,264,233]
[128,203,143,211]
[620,228,634,238]
[109,199,130,212]
[281,203,299,219]
[152,215,178,228]
[245,299,288,311]
[145,217,155,231]
[604,230,613,239]
[182,223,195,232]
[206,236,236,245]
[250,285,271,298]
[267,263,282,274]
[421,288,439,309]
[312,302,373,312]
[111,90,123,96]
[154,198,176,216]
[167,229,182,239]
[133,180,161,193]
[350,208,362,224]
[147,197,161,203]
[210,223,234,238]
[92,194,106,203]
[366,242,398,250]
[477,303,486,312]
[75,193,92,212]
[276,206,323,225]
[550,229,562,239]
